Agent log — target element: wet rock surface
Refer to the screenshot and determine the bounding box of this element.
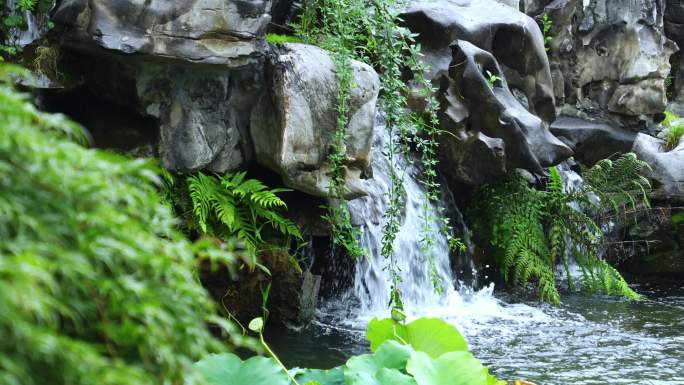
[251,43,379,198]
[632,133,684,203]
[52,0,271,66]
[437,40,571,185]
[543,0,674,125]
[550,116,637,165]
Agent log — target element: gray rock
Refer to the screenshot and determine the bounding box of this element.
[632,133,684,202]
[665,0,684,102]
[545,0,675,122]
[550,116,638,165]
[52,0,271,67]
[437,40,572,185]
[250,43,379,198]
[401,0,557,123]
[135,62,261,172]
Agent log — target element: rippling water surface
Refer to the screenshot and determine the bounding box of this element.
[268,283,684,385]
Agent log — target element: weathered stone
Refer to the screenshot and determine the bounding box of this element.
[52,0,271,66]
[250,43,379,198]
[665,0,684,103]
[401,0,557,123]
[437,40,571,185]
[135,62,261,172]
[550,116,638,165]
[545,0,675,123]
[632,133,684,203]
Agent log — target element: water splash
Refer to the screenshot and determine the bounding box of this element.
[325,116,549,329]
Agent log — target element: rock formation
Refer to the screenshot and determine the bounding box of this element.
[542,0,674,126]
[400,0,571,185]
[250,43,379,198]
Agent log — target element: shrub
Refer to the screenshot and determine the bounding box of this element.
[470,154,650,304]
[0,67,249,385]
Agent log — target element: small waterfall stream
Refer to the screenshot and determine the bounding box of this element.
[319,116,544,331]
[347,118,453,315]
[271,123,684,385]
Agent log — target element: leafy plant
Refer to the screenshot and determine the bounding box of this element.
[664,124,684,150]
[296,0,462,304]
[662,110,678,128]
[195,317,514,385]
[541,14,553,51]
[485,70,501,89]
[266,33,304,44]
[471,154,650,304]
[0,66,249,385]
[185,171,303,268]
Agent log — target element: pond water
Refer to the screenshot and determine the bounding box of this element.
[267,282,684,385]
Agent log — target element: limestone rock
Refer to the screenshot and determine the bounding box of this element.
[437,40,571,185]
[401,0,557,123]
[665,0,684,103]
[52,0,271,66]
[136,62,261,172]
[250,43,380,198]
[550,116,638,165]
[545,0,675,123]
[632,133,684,203]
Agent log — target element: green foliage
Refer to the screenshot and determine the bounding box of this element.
[196,318,509,385]
[266,33,304,44]
[195,354,291,385]
[184,171,302,268]
[662,110,678,127]
[664,124,684,150]
[1,0,55,59]
[661,111,683,150]
[366,318,468,357]
[296,0,460,303]
[485,70,501,88]
[541,14,553,51]
[471,154,650,304]
[0,68,250,385]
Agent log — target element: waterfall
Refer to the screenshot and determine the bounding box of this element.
[316,115,546,332]
[347,116,454,315]
[5,0,47,46]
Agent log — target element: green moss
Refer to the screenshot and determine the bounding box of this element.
[672,212,684,226]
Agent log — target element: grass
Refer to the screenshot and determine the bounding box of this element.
[664,124,684,150]
[662,110,678,128]
[265,33,303,44]
[661,111,683,150]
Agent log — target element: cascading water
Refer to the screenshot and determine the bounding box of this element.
[5,0,46,46]
[271,120,684,385]
[320,116,545,331]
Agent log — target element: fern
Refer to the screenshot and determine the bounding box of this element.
[184,172,302,268]
[471,153,649,304]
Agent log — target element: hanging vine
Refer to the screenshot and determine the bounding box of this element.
[294,0,460,305]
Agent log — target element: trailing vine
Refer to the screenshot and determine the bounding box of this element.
[295,0,460,304]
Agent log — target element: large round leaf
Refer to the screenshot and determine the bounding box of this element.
[295,367,345,385]
[344,341,417,385]
[194,353,290,385]
[406,351,488,385]
[367,318,468,358]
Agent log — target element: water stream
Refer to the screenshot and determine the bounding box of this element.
[269,121,684,384]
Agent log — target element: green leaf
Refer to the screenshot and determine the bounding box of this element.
[296,367,344,385]
[405,351,490,385]
[249,317,264,333]
[367,318,468,358]
[344,344,417,385]
[194,353,290,385]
